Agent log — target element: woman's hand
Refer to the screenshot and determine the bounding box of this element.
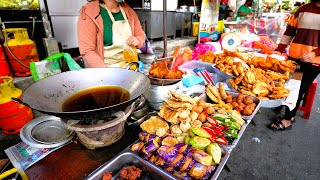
[126,36,140,47]
[300,51,316,62]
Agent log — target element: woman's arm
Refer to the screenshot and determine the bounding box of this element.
[277,12,299,53]
[126,6,146,48]
[78,10,105,68]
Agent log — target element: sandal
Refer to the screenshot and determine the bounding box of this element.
[275,116,296,123]
[268,120,292,131]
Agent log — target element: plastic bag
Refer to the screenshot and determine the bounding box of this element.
[192,43,216,60]
[172,48,193,70]
[30,53,82,81]
[139,36,154,55]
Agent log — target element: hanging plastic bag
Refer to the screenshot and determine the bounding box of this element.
[139,36,154,55]
[30,53,82,81]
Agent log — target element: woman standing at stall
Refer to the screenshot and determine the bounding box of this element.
[269,0,320,130]
[78,0,145,68]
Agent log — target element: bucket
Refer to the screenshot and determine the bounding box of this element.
[192,22,200,37]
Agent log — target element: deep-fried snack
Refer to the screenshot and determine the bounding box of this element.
[207,84,222,100]
[206,88,219,103]
[148,60,183,79]
[219,83,228,100]
[243,96,253,105]
[232,65,239,76]
[252,82,269,96]
[242,105,253,115]
[244,71,256,84]
[140,116,169,134]
[237,94,245,103]
[235,75,244,85]
[231,102,239,109]
[226,94,233,103]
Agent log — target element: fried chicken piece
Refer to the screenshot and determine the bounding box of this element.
[119,166,142,180]
[148,60,183,79]
[102,172,112,180]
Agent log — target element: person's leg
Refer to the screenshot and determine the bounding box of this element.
[270,63,320,130]
[284,63,320,119]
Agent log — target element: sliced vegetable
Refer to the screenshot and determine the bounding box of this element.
[166,166,175,174]
[215,137,228,145]
[162,137,179,147]
[174,143,185,150]
[145,133,157,143]
[138,132,148,141]
[154,156,166,166]
[149,155,157,163]
[143,153,153,161]
[206,116,219,127]
[185,136,191,145]
[142,140,159,154]
[204,165,216,177]
[176,144,192,155]
[211,114,229,122]
[173,171,192,180]
[179,156,195,172]
[170,153,184,169]
[228,123,241,130]
[192,149,213,166]
[188,163,207,179]
[202,127,215,136]
[201,122,213,128]
[189,136,211,150]
[206,143,222,164]
[130,142,144,152]
[191,127,211,138]
[157,146,178,160]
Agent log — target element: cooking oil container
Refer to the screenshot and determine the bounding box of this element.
[0,76,33,134]
[3,28,39,77]
[192,22,200,37]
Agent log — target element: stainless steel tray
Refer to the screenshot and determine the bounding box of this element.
[223,122,249,151]
[210,145,231,180]
[85,150,176,180]
[199,93,260,121]
[260,98,285,108]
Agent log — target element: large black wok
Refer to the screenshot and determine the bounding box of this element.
[22,67,150,122]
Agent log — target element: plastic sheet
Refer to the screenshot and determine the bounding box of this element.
[192,43,217,60]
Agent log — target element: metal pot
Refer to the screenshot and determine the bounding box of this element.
[21,63,150,122]
[147,81,181,110]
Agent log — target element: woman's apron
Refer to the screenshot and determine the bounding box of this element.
[102,5,132,68]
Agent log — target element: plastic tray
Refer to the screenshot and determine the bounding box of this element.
[85,150,176,180]
[260,98,285,108]
[178,60,215,74]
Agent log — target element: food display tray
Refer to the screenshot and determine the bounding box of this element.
[85,150,176,180]
[199,93,260,121]
[86,142,231,180]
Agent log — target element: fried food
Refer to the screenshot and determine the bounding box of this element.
[243,96,253,105]
[140,116,169,134]
[206,88,219,103]
[207,84,222,100]
[119,166,142,180]
[219,83,228,100]
[165,100,194,110]
[252,82,270,96]
[225,94,233,103]
[168,91,197,105]
[244,71,256,84]
[148,60,183,79]
[236,94,245,103]
[242,105,253,116]
[158,106,180,125]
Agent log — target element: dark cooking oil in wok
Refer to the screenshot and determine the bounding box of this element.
[62,86,130,112]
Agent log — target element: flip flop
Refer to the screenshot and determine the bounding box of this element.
[275,116,296,123]
[268,120,292,131]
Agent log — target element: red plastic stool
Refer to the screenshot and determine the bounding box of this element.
[298,80,318,119]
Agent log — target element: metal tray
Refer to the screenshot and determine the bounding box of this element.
[212,65,235,80]
[223,122,249,151]
[85,150,177,180]
[260,98,286,108]
[210,146,231,180]
[125,141,231,180]
[226,91,261,121]
[199,92,260,121]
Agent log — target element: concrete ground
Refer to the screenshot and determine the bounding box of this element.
[1,37,320,179]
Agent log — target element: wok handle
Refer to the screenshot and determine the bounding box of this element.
[11,98,32,108]
[126,62,139,72]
